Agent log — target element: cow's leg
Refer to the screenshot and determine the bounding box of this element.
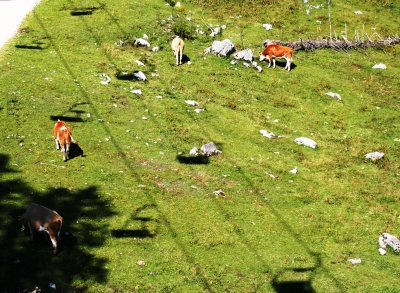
[55,132,61,149]
[179,48,183,65]
[284,58,288,70]
[285,57,291,71]
[27,222,34,242]
[70,135,76,144]
[61,145,68,162]
[267,55,272,68]
[39,225,57,254]
[49,234,58,255]
[173,50,177,65]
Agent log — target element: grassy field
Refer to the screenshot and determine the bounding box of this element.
[0,0,399,292]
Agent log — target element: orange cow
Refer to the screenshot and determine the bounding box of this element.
[53,120,76,161]
[260,44,294,71]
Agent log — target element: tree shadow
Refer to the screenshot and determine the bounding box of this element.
[0,154,116,292]
[0,154,19,173]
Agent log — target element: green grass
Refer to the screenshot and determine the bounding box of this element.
[0,0,399,292]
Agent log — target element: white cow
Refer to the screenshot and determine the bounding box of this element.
[171,36,184,65]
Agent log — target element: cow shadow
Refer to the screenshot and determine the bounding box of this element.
[69,142,84,160]
[181,54,190,64]
[173,54,190,66]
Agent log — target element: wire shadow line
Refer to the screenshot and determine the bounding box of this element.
[32,10,214,292]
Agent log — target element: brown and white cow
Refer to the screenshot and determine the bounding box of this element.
[260,44,294,71]
[19,203,63,255]
[171,35,184,66]
[53,120,76,161]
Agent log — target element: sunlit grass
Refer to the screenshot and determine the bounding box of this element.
[0,0,399,292]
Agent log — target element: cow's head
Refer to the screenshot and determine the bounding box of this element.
[259,54,266,61]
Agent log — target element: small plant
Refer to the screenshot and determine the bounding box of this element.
[172,16,195,39]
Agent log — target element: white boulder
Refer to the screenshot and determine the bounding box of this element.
[294,137,317,149]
